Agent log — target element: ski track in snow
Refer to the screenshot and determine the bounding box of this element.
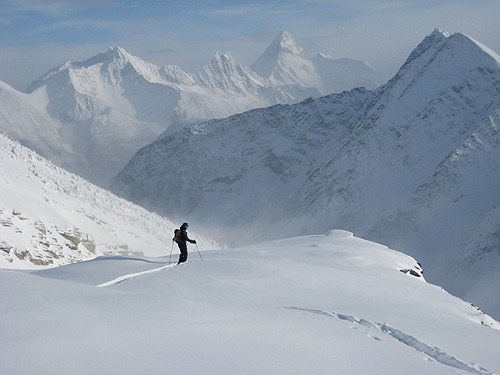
[96,263,178,288]
[287,307,494,375]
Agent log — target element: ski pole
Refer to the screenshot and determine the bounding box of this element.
[195,243,203,261]
[169,241,174,263]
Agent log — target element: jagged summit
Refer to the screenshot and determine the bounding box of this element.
[403,28,450,65]
[195,51,266,91]
[251,30,320,87]
[398,29,500,79]
[198,52,246,78]
[251,31,300,78]
[76,46,133,67]
[269,30,305,59]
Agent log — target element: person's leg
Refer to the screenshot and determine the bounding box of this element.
[178,244,188,264]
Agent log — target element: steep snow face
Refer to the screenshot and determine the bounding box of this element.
[252,31,381,95]
[111,30,500,319]
[2,231,500,374]
[0,134,218,269]
[0,81,82,170]
[294,29,500,223]
[252,31,322,88]
[252,31,300,78]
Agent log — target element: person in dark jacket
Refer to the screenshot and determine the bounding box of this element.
[176,222,196,264]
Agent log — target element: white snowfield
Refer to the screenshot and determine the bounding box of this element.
[2,230,499,375]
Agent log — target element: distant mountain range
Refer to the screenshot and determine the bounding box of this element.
[110,29,500,319]
[0,31,380,186]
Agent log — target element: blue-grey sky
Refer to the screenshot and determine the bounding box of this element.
[1,0,499,91]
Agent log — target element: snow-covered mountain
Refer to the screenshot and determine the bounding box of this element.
[252,30,380,97]
[0,31,379,186]
[251,30,323,97]
[0,80,83,171]
[2,231,499,374]
[0,133,218,269]
[110,30,500,319]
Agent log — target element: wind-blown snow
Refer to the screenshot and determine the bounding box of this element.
[0,133,218,268]
[1,230,499,374]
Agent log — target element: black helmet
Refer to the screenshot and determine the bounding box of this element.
[181,222,189,229]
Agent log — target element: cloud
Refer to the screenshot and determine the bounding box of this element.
[0,0,499,92]
[192,4,271,17]
[1,0,93,17]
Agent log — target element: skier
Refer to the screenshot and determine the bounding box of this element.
[174,222,196,264]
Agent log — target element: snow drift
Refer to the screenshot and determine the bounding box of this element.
[2,230,499,374]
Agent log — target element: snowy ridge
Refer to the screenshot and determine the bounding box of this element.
[111,30,500,319]
[0,133,218,269]
[2,230,499,374]
[0,31,379,186]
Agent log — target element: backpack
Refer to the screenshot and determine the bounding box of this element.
[173,229,181,243]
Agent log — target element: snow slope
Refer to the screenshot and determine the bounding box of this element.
[2,230,499,374]
[0,31,378,186]
[0,80,82,170]
[111,30,500,319]
[0,133,218,269]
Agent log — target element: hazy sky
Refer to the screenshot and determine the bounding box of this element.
[1,0,499,91]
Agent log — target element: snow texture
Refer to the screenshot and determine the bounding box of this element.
[1,230,499,374]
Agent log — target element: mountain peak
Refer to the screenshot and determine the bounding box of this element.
[195,51,264,90]
[211,51,236,63]
[201,51,244,76]
[402,28,450,67]
[274,30,301,53]
[77,46,136,70]
[251,30,306,78]
[393,28,500,92]
[105,46,132,62]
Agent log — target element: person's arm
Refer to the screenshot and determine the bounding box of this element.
[182,230,196,244]
[186,233,196,244]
